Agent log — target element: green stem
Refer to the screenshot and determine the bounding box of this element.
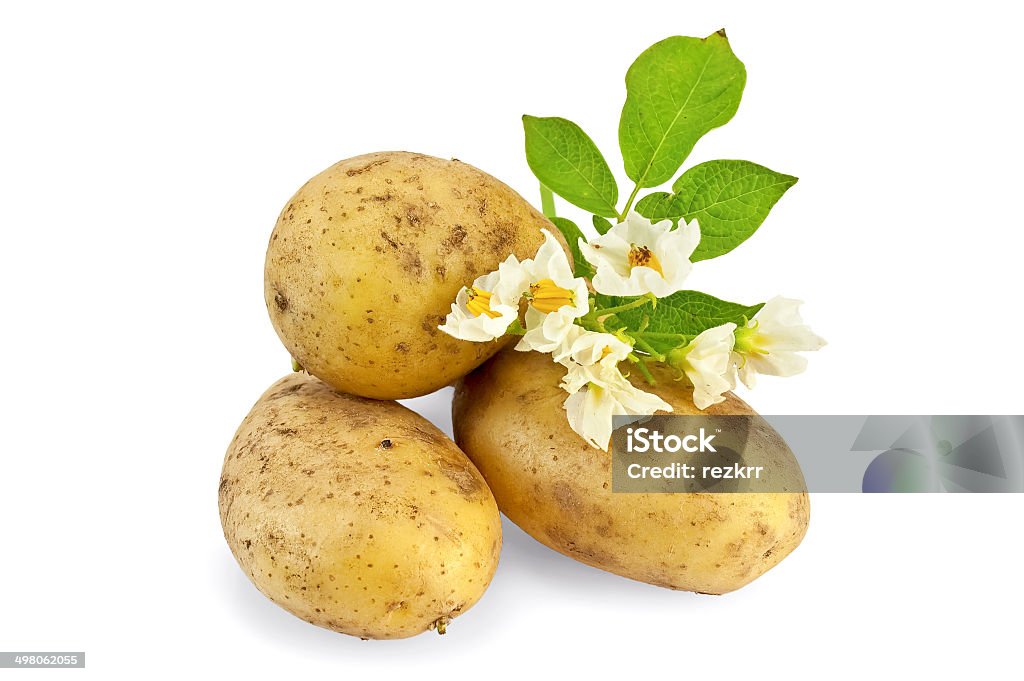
[632,336,666,362]
[540,184,556,218]
[590,294,653,319]
[618,182,642,221]
[630,355,656,385]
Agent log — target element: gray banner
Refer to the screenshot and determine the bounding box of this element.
[0,652,84,668]
[611,415,1024,492]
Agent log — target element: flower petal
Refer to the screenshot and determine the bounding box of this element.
[730,296,825,385]
[746,349,809,378]
[559,361,671,450]
[678,323,736,409]
[584,212,696,297]
[516,306,578,353]
[553,326,633,367]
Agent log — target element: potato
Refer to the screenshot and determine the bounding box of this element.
[452,348,809,594]
[219,373,501,639]
[264,151,551,399]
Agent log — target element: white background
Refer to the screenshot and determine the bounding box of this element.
[1,1,1022,678]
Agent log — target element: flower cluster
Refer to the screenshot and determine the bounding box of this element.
[667,296,826,409]
[440,213,824,450]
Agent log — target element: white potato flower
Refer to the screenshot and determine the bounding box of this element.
[560,361,673,450]
[438,255,529,342]
[552,325,633,368]
[732,296,826,388]
[669,323,737,410]
[515,229,591,353]
[579,211,700,298]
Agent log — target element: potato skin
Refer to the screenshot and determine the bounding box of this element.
[452,349,809,595]
[264,151,552,399]
[219,373,501,639]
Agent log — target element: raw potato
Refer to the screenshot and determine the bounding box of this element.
[220,373,501,639]
[264,151,552,399]
[452,348,809,595]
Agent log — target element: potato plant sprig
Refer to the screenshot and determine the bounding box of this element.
[440,31,825,450]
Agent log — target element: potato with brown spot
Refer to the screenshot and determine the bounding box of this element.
[264,151,553,399]
[452,348,809,595]
[220,373,502,639]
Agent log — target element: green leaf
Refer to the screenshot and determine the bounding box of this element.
[592,215,613,235]
[635,160,797,261]
[674,161,798,260]
[619,31,746,188]
[634,191,686,222]
[549,217,594,278]
[523,115,619,217]
[598,290,763,337]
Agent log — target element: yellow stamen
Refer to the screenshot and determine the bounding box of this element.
[465,287,501,318]
[628,244,664,276]
[529,278,575,313]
